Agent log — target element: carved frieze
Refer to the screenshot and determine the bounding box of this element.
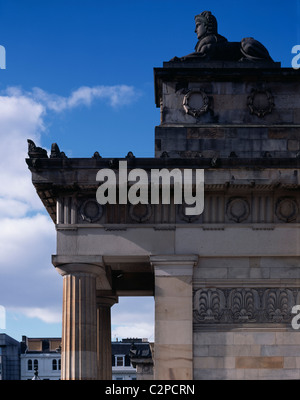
[58,193,300,225]
[193,287,299,325]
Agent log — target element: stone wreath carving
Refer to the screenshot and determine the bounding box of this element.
[178,203,201,223]
[226,197,250,223]
[193,287,298,324]
[182,88,210,118]
[275,197,299,223]
[80,199,103,223]
[247,88,274,118]
[129,203,152,223]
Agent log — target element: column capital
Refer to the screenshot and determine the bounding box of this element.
[52,254,104,268]
[53,254,107,277]
[55,263,106,278]
[150,254,198,276]
[96,291,118,307]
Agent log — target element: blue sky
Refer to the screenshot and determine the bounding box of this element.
[0,0,299,342]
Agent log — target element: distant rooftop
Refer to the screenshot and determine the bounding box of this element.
[21,336,61,354]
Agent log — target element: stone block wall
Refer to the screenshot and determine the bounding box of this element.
[193,256,300,379]
[193,330,300,379]
[154,69,300,158]
[159,79,300,126]
[155,125,300,158]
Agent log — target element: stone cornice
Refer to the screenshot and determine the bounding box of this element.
[26,156,300,171]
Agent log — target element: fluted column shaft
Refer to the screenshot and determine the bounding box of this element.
[57,264,103,380]
[96,295,118,380]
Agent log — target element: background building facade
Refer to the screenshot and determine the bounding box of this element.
[0,334,20,380]
[112,338,152,380]
[0,334,152,380]
[20,336,61,380]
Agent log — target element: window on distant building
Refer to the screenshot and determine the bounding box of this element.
[58,359,61,370]
[52,359,57,370]
[115,355,125,367]
[34,359,38,370]
[28,359,32,370]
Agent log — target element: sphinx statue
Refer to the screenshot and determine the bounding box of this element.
[171,11,273,63]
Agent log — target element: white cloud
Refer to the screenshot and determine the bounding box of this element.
[0,213,60,315]
[111,297,154,341]
[112,322,154,342]
[11,307,62,324]
[0,82,140,211]
[0,92,45,211]
[0,83,144,335]
[0,214,55,270]
[0,198,30,218]
[30,84,140,112]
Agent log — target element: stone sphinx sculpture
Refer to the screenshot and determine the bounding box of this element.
[172,11,273,63]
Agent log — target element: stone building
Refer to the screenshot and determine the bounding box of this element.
[112,338,152,380]
[20,336,62,380]
[0,334,20,380]
[19,336,151,380]
[130,341,154,380]
[26,11,300,379]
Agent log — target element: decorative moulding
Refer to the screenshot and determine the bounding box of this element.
[193,287,299,324]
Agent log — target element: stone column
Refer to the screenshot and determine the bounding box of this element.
[56,263,104,380]
[151,255,198,380]
[96,293,118,380]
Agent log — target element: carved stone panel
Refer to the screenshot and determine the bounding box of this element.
[193,287,299,325]
[262,288,295,323]
[227,288,259,323]
[193,289,226,323]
